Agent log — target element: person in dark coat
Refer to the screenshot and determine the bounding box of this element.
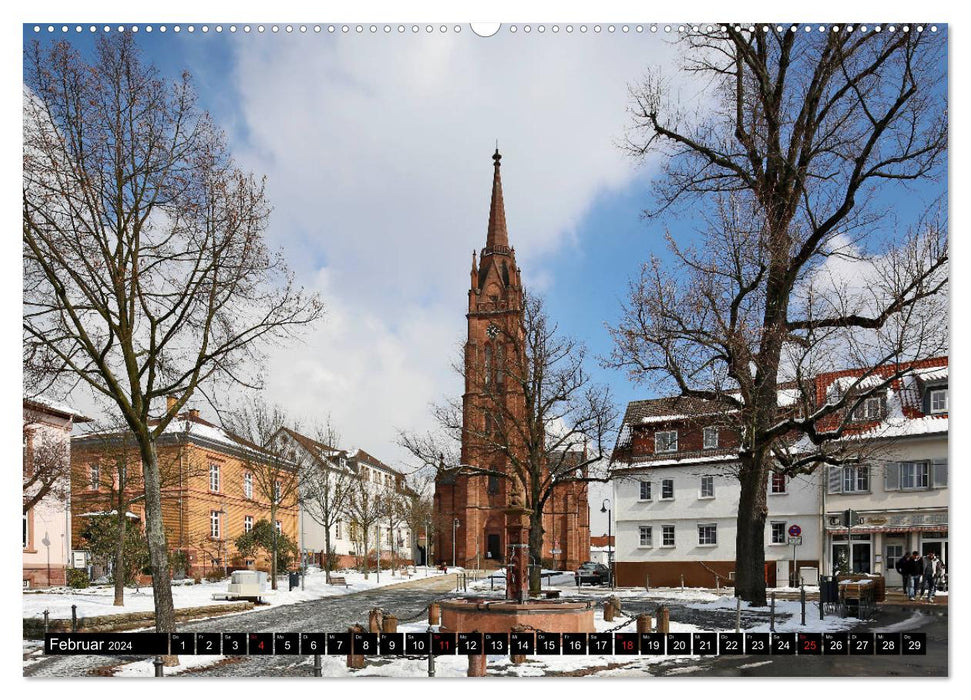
[902,551,922,600]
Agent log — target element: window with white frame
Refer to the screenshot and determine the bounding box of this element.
[698,523,717,546]
[655,430,678,453]
[852,396,882,421]
[275,520,282,534]
[703,426,719,450]
[661,479,674,500]
[209,463,220,492]
[771,521,787,545]
[274,479,282,503]
[90,462,100,491]
[842,465,870,493]
[210,510,221,539]
[770,472,787,494]
[700,476,714,498]
[243,472,253,499]
[638,526,653,547]
[244,515,253,533]
[900,461,929,490]
[661,525,675,547]
[930,388,948,413]
[639,481,652,501]
[335,521,342,539]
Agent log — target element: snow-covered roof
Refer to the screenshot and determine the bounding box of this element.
[914,366,948,383]
[623,453,739,470]
[24,395,91,421]
[78,510,140,519]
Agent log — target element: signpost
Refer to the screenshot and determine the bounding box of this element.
[787,525,803,587]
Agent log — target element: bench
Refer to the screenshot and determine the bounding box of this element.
[329,576,348,587]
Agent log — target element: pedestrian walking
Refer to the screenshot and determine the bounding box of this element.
[921,552,943,602]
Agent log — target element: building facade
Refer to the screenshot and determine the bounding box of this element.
[818,358,948,584]
[279,428,417,569]
[71,402,299,578]
[433,150,590,572]
[23,397,90,588]
[611,357,948,589]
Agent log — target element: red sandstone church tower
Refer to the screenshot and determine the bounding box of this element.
[433,150,590,573]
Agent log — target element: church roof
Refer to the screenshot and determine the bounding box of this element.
[486,148,509,250]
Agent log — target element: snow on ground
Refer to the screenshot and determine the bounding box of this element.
[686,594,859,633]
[23,566,444,621]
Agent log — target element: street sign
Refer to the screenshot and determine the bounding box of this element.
[788,536,802,546]
[788,525,802,537]
[551,549,562,555]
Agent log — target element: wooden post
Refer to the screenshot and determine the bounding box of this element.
[368,609,384,634]
[636,613,653,634]
[603,599,615,622]
[382,614,398,633]
[347,625,365,669]
[657,605,670,634]
[510,625,529,665]
[428,602,441,626]
[468,634,487,678]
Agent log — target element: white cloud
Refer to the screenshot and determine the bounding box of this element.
[226,33,684,467]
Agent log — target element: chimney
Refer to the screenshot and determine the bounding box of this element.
[166,395,178,412]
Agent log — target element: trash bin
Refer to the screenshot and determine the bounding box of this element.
[288,571,300,591]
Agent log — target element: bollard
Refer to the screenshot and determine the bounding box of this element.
[603,599,615,622]
[681,573,685,590]
[382,614,398,634]
[800,584,806,626]
[428,602,441,626]
[770,592,776,632]
[468,632,487,678]
[71,604,78,632]
[43,609,49,635]
[313,653,322,677]
[427,626,436,677]
[510,625,529,665]
[346,625,365,669]
[368,608,384,634]
[820,589,825,621]
[636,614,653,634]
[657,605,670,634]
[735,597,741,633]
[154,656,164,677]
[645,574,650,592]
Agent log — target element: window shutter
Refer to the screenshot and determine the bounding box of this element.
[827,466,842,494]
[884,462,900,491]
[932,459,948,488]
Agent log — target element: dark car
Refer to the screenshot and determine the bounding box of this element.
[575,561,610,586]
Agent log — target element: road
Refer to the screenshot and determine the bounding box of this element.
[24,574,459,678]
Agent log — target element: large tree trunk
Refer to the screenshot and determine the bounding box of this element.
[528,510,544,596]
[136,440,175,633]
[734,456,769,606]
[324,528,333,583]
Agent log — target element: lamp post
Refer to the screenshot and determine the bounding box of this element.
[452,518,460,568]
[218,505,228,578]
[600,499,613,590]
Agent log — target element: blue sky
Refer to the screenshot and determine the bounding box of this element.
[23,25,947,527]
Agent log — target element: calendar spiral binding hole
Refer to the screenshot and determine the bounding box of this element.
[32,24,941,35]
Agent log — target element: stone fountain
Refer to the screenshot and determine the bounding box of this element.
[438,486,596,634]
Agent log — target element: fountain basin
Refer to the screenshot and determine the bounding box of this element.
[439,598,596,634]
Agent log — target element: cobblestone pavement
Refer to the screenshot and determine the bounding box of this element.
[24,574,459,678]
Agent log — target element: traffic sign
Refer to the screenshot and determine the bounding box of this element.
[788,525,802,537]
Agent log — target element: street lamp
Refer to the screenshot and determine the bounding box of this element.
[600,499,613,590]
[452,518,460,568]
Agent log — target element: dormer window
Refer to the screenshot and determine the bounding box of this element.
[851,396,882,422]
[929,388,948,414]
[703,427,719,450]
[655,430,678,454]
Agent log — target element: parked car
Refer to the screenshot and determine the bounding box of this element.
[575,561,609,586]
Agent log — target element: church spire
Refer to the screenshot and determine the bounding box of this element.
[486,148,509,250]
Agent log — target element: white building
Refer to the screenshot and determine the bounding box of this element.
[277,429,417,569]
[23,396,90,588]
[819,359,948,586]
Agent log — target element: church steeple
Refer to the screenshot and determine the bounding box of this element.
[486,148,509,250]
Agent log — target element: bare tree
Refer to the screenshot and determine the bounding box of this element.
[346,471,384,579]
[401,474,436,568]
[401,292,618,593]
[223,399,304,590]
[291,425,356,582]
[610,26,947,604]
[22,35,322,631]
[23,407,70,514]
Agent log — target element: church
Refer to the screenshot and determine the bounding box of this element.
[432,150,591,573]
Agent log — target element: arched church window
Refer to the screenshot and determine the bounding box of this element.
[484,344,492,388]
